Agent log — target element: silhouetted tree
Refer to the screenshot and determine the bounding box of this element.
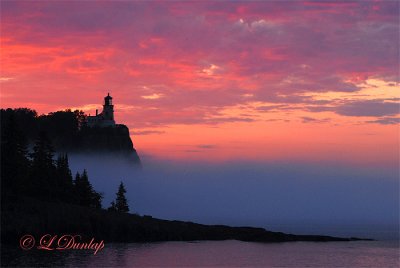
[0,108,140,163]
[1,108,110,208]
[55,154,74,202]
[108,201,117,211]
[1,113,30,198]
[30,131,55,168]
[114,182,129,213]
[74,170,92,206]
[38,110,80,149]
[0,108,87,150]
[1,108,38,141]
[74,170,103,208]
[28,131,56,200]
[73,110,87,130]
[91,190,103,209]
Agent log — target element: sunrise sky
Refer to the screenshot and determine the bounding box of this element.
[1,1,398,166]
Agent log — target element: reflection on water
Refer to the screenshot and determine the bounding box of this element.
[2,240,399,267]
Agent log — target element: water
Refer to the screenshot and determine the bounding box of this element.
[2,240,399,267]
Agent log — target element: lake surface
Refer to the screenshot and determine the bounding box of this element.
[2,240,399,267]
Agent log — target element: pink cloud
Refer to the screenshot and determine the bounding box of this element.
[1,1,398,127]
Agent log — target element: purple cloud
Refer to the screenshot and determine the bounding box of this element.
[1,1,399,127]
[366,117,400,125]
[335,100,399,117]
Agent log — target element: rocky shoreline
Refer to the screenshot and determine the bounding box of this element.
[1,197,372,245]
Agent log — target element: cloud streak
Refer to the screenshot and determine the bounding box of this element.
[1,1,398,162]
[335,100,399,117]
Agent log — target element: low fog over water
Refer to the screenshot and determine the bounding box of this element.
[68,154,399,240]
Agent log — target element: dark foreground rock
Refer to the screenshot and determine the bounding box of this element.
[1,197,371,245]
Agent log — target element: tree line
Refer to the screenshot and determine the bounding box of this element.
[1,108,86,150]
[1,112,129,212]
[0,108,139,156]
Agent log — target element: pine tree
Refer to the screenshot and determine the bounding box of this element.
[55,153,74,202]
[73,172,81,204]
[73,109,87,130]
[1,113,30,198]
[28,131,56,200]
[30,131,55,168]
[108,201,117,211]
[91,190,103,209]
[114,182,129,213]
[74,169,103,208]
[74,169,93,206]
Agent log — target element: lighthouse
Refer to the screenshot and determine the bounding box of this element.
[103,93,114,121]
[87,93,116,127]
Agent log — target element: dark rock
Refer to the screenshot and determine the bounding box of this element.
[1,197,372,245]
[71,124,141,166]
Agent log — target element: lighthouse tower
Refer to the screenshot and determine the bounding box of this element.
[87,93,116,127]
[103,93,114,121]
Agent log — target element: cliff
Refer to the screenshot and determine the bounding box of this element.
[71,124,141,165]
[0,108,141,166]
[77,124,135,152]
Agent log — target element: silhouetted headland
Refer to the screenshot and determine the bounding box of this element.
[0,107,141,166]
[1,197,372,244]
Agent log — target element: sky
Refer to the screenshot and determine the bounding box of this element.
[1,1,399,236]
[1,0,399,167]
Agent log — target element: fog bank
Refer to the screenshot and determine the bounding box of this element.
[68,154,399,240]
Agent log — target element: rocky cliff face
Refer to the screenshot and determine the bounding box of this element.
[1,108,141,166]
[73,124,141,165]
